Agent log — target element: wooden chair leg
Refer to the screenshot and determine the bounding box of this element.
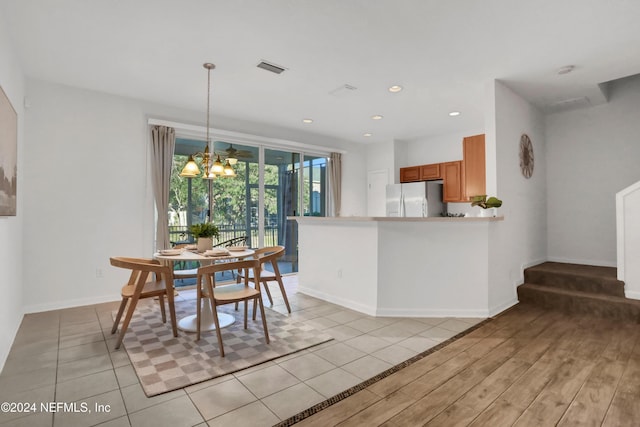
[111,298,128,334]
[244,300,248,329]
[115,294,141,350]
[275,277,292,313]
[256,294,270,344]
[196,279,202,341]
[262,280,274,305]
[166,289,178,338]
[209,284,225,357]
[158,294,167,323]
[234,268,248,311]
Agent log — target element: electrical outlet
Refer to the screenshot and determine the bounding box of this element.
[96,268,103,278]
[337,269,342,278]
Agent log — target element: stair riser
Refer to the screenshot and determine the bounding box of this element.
[517,286,640,323]
[524,270,625,297]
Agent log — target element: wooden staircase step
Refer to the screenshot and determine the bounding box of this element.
[517,283,640,323]
[524,262,624,297]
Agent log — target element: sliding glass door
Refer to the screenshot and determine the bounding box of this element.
[170,138,329,277]
[211,141,258,247]
[264,148,300,273]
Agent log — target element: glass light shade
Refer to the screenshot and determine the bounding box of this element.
[223,160,235,176]
[211,155,224,174]
[180,155,201,177]
[203,170,216,179]
[227,157,238,165]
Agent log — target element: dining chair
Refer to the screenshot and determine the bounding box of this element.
[213,235,247,279]
[171,243,198,284]
[213,235,247,248]
[196,259,269,357]
[236,245,291,314]
[109,257,178,349]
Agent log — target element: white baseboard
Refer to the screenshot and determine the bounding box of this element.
[0,311,25,373]
[624,290,640,300]
[23,294,121,314]
[488,298,519,317]
[297,286,377,316]
[375,307,490,318]
[298,286,493,318]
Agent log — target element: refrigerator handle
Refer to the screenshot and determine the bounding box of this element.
[400,192,405,217]
[422,198,427,217]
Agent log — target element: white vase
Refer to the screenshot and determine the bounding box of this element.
[197,237,213,252]
[479,208,497,217]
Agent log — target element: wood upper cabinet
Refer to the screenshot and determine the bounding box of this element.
[399,134,485,202]
[420,163,441,180]
[400,166,420,183]
[401,163,441,182]
[463,134,486,201]
[442,161,464,202]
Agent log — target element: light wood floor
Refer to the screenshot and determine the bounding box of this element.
[295,303,640,426]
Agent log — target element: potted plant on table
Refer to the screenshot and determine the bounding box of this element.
[470,195,503,217]
[189,222,220,252]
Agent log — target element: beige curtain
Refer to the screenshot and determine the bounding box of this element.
[329,152,342,216]
[150,125,176,250]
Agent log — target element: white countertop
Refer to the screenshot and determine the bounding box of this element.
[290,215,504,222]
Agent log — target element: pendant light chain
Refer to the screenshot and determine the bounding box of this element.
[204,63,215,149]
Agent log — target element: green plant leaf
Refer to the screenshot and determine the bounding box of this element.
[485,197,503,208]
[189,222,220,238]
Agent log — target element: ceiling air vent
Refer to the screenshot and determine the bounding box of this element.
[257,60,286,74]
[546,96,591,113]
[329,84,358,97]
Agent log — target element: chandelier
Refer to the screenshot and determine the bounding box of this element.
[180,63,236,178]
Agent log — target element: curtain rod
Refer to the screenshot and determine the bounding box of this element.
[148,118,347,155]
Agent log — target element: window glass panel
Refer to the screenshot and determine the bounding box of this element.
[303,155,327,216]
[212,141,258,247]
[169,138,210,244]
[265,148,300,273]
[170,137,330,280]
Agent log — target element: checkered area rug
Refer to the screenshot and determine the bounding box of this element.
[118,300,333,397]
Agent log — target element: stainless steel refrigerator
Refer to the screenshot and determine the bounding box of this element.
[385,181,445,217]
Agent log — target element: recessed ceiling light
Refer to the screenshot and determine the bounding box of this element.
[302,118,313,124]
[363,133,372,137]
[449,111,461,117]
[388,85,403,93]
[371,115,383,120]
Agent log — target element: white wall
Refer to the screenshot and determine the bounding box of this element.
[487,80,548,314]
[365,140,395,182]
[0,14,25,370]
[22,79,366,313]
[404,128,485,216]
[617,182,640,299]
[340,144,367,217]
[405,129,483,165]
[546,74,640,267]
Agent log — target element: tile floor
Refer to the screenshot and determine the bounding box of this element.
[0,276,484,427]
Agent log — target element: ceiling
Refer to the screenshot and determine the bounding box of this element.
[2,0,640,144]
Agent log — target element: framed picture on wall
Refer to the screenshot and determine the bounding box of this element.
[0,85,17,216]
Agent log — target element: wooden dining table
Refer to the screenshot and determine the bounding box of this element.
[154,247,255,332]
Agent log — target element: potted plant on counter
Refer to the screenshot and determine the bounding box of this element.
[189,222,220,252]
[470,195,503,217]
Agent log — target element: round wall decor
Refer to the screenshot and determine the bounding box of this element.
[519,134,534,178]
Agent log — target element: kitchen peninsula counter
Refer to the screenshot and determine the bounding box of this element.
[292,215,509,318]
[291,215,503,222]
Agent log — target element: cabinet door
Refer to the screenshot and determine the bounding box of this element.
[463,134,486,201]
[400,166,420,183]
[420,163,441,180]
[442,161,464,202]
